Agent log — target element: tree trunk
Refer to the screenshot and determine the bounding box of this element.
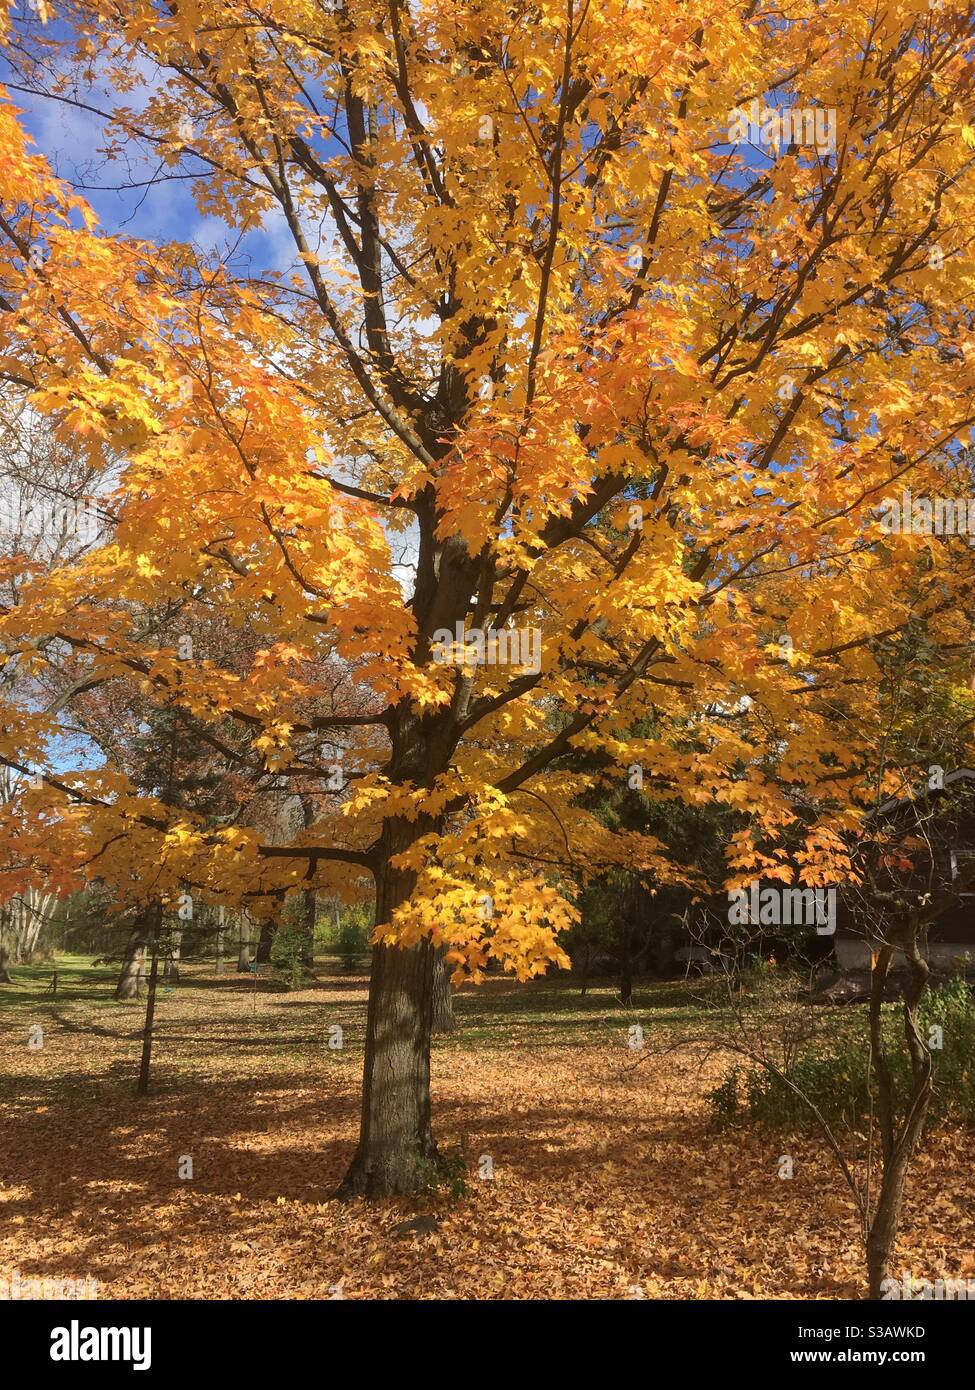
[432,945,456,1033]
[619,925,634,1006]
[652,914,676,977]
[255,920,275,964]
[0,905,13,982]
[297,800,317,969]
[237,912,251,972]
[866,1097,932,1297]
[865,932,934,1298]
[578,943,591,996]
[216,906,225,973]
[136,903,163,1096]
[337,827,438,1197]
[13,889,53,962]
[867,1157,910,1298]
[164,928,180,982]
[11,897,25,962]
[301,889,316,968]
[116,929,148,999]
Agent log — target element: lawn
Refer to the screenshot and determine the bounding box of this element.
[0,957,972,1299]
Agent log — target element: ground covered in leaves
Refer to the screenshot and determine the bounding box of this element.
[1,958,972,1300]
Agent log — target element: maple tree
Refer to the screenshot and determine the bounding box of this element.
[0,0,974,1200]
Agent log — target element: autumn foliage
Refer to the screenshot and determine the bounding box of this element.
[0,0,974,1193]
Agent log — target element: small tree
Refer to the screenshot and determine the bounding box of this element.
[845,781,975,1297]
[271,894,314,991]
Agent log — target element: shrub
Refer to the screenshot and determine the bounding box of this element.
[708,977,975,1130]
[270,898,310,990]
[415,1143,469,1200]
[316,901,371,973]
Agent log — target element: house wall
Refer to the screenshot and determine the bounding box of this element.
[835,937,975,971]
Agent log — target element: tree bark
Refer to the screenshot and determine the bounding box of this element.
[652,914,676,977]
[136,902,163,1096]
[0,904,12,982]
[865,931,934,1298]
[432,944,456,1033]
[116,928,148,999]
[255,920,275,964]
[619,924,634,1006]
[164,928,180,982]
[337,822,438,1197]
[578,943,591,996]
[237,911,251,972]
[301,889,316,968]
[12,889,54,963]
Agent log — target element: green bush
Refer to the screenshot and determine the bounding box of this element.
[270,899,310,990]
[708,977,975,1131]
[316,901,371,973]
[415,1144,469,1199]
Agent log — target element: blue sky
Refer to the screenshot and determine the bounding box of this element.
[2,18,298,276]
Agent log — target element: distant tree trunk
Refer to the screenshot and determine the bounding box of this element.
[11,897,25,962]
[20,901,41,962]
[301,889,316,968]
[237,912,251,972]
[215,906,225,973]
[0,904,12,982]
[296,800,318,971]
[116,928,148,999]
[432,945,456,1033]
[255,920,275,964]
[136,902,163,1096]
[13,889,55,963]
[164,928,180,982]
[620,878,646,1004]
[619,926,634,1006]
[578,944,592,996]
[651,914,677,977]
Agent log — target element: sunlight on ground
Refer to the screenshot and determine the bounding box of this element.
[0,961,971,1299]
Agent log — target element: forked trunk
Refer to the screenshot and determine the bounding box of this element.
[865,933,933,1298]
